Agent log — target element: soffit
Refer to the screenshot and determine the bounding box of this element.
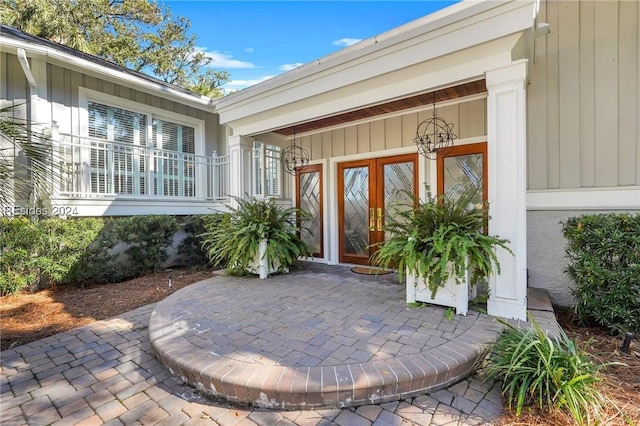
[273,79,486,136]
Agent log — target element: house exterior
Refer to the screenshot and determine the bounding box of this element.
[0,25,229,217]
[2,0,639,320]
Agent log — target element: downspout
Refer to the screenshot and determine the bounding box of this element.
[16,48,42,209]
[16,48,38,98]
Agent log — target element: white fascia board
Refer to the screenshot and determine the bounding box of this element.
[0,37,217,113]
[217,0,535,125]
[226,39,515,136]
[527,187,640,211]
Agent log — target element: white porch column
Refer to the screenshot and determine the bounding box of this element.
[486,60,528,321]
[227,134,253,200]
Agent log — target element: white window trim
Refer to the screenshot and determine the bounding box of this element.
[78,87,205,156]
[78,87,206,198]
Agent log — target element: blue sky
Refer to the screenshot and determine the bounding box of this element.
[164,1,459,93]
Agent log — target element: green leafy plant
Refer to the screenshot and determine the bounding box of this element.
[200,197,311,276]
[0,215,183,294]
[370,189,511,297]
[563,213,640,335]
[483,318,616,425]
[177,215,210,268]
[113,215,178,278]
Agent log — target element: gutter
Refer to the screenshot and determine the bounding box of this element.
[3,38,218,113]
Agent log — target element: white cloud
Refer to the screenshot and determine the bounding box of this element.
[279,63,304,72]
[245,47,254,53]
[225,75,275,88]
[333,38,362,47]
[194,46,256,69]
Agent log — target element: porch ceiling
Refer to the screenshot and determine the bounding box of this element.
[273,79,486,136]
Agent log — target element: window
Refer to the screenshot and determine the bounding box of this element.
[253,142,281,197]
[86,97,201,198]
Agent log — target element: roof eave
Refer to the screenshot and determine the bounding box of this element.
[0,35,219,113]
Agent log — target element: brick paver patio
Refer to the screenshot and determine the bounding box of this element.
[150,263,503,410]
[1,264,557,425]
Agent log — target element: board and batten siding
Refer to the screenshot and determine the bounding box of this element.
[1,53,221,156]
[528,0,640,190]
[297,98,486,161]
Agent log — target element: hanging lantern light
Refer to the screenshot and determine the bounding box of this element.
[414,95,457,159]
[280,127,310,175]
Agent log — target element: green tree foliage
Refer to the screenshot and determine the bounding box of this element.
[0,0,229,97]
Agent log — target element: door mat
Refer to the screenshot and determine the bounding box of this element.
[351,266,392,275]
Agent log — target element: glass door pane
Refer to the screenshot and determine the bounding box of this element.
[443,153,483,209]
[342,166,370,258]
[382,161,415,241]
[297,165,323,257]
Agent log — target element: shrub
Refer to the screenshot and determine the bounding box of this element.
[201,197,310,275]
[113,215,178,278]
[177,215,210,267]
[483,319,611,425]
[563,213,640,334]
[0,215,182,294]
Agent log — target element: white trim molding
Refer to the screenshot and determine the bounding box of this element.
[527,187,640,211]
[486,60,528,321]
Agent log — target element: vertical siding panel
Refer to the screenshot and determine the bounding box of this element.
[384,115,402,150]
[7,54,28,106]
[118,85,131,101]
[438,104,458,141]
[459,99,486,139]
[546,0,561,189]
[332,128,345,157]
[579,0,596,187]
[527,0,548,190]
[70,71,82,135]
[311,134,322,160]
[321,131,332,159]
[84,75,98,91]
[344,126,358,155]
[49,64,68,132]
[300,135,312,161]
[357,123,370,153]
[0,54,7,100]
[174,102,187,116]
[618,0,638,185]
[102,80,115,96]
[370,120,385,152]
[594,0,619,186]
[401,112,417,147]
[558,0,581,188]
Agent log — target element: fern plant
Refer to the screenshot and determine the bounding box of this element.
[200,197,311,276]
[370,189,511,297]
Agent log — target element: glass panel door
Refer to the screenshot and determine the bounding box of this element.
[338,161,372,264]
[338,154,418,265]
[296,164,323,258]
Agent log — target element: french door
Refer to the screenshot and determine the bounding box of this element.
[437,142,487,207]
[338,154,418,265]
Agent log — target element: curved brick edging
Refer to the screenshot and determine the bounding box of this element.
[149,267,504,410]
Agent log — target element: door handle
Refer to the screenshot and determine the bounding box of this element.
[369,208,375,231]
[377,207,383,231]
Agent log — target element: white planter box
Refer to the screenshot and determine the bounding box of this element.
[406,263,476,316]
[247,239,288,279]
